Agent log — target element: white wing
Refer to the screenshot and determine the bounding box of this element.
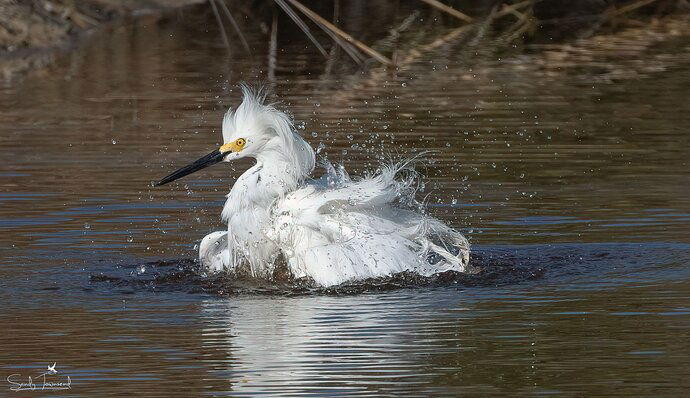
[268,162,470,286]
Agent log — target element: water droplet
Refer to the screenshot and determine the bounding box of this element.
[137,264,146,274]
[127,236,133,243]
[84,222,90,229]
[311,132,318,138]
[111,138,117,145]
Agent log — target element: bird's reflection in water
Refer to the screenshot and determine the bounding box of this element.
[199,293,465,394]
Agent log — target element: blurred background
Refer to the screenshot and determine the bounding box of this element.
[2,0,689,78]
[0,0,689,396]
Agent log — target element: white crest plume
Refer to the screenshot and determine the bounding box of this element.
[221,84,315,181]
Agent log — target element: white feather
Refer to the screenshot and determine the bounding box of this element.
[198,87,470,287]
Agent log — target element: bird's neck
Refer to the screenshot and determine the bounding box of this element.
[222,136,315,220]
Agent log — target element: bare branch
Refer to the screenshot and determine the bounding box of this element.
[209,0,231,50]
[218,0,252,54]
[273,0,328,57]
[610,0,660,17]
[286,0,392,65]
[417,0,473,23]
[268,6,278,82]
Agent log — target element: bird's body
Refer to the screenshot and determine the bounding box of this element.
[159,86,470,287]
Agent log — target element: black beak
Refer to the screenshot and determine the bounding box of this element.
[155,149,226,186]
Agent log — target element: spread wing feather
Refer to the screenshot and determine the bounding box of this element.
[267,161,470,286]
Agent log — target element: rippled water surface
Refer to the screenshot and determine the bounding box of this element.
[1,10,689,396]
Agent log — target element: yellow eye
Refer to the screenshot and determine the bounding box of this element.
[236,138,246,147]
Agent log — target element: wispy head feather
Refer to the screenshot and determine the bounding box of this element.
[222,84,273,142]
[222,83,315,180]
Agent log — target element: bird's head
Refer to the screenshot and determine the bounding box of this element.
[156,85,313,186]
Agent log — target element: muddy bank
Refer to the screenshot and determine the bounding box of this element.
[0,0,204,80]
[2,0,688,81]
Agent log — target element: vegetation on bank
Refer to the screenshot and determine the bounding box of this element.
[0,0,204,78]
[207,0,688,69]
[0,0,687,79]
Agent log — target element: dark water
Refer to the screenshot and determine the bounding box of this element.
[1,9,689,396]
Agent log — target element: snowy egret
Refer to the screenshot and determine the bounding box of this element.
[157,86,470,286]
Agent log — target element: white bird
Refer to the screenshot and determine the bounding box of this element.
[157,86,470,287]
